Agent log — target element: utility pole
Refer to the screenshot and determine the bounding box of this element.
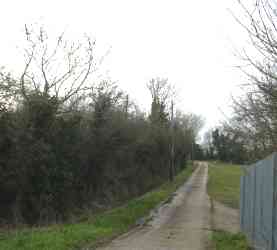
[169,100,174,182]
[191,141,194,162]
[125,94,129,118]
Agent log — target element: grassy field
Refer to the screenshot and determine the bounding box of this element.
[0,164,194,250]
[212,231,250,250]
[207,161,242,209]
[207,161,250,250]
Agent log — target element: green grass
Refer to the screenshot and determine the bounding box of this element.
[208,162,250,250]
[0,164,194,250]
[208,161,242,209]
[212,231,250,250]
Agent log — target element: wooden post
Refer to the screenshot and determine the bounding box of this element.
[169,100,174,182]
[125,94,129,118]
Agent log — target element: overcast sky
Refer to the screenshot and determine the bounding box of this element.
[0,0,249,134]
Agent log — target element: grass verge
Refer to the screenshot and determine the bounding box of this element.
[208,162,251,250]
[207,161,242,209]
[212,231,250,250]
[0,164,194,250]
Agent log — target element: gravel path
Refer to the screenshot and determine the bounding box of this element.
[97,162,211,250]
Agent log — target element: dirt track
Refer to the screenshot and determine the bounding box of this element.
[97,163,211,250]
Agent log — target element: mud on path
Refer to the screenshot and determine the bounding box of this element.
[211,200,240,234]
[97,163,211,250]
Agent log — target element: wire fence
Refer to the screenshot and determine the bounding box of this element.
[240,153,277,250]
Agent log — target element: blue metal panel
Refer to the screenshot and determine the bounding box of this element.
[254,162,263,249]
[272,153,277,250]
[240,153,276,250]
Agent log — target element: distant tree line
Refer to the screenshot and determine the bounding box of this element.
[0,26,203,226]
[202,127,247,164]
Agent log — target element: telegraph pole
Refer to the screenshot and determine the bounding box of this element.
[169,100,174,182]
[191,141,194,162]
[125,94,129,118]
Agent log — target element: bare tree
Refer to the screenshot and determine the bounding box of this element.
[147,77,175,107]
[19,25,97,110]
[147,77,176,124]
[229,0,277,155]
[175,112,204,141]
